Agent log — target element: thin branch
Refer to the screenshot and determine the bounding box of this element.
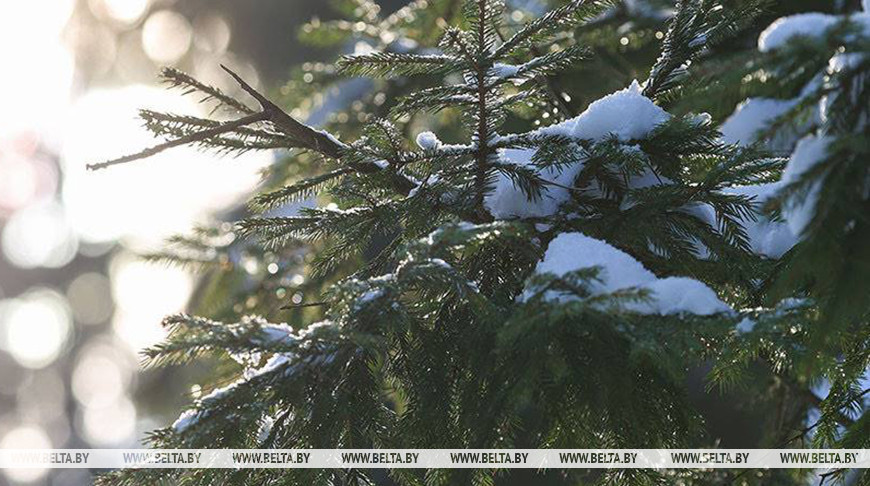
[87,111,268,170]
[221,65,417,195]
[472,0,494,223]
[800,389,859,429]
[221,65,346,159]
[531,44,577,117]
[161,67,255,114]
[89,65,417,195]
[492,23,577,118]
[730,387,868,485]
[817,468,846,486]
[280,301,330,310]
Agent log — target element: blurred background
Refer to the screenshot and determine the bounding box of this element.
[0,1,405,484]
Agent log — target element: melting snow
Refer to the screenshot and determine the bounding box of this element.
[781,134,832,236]
[416,131,442,150]
[758,13,840,52]
[485,81,670,219]
[490,63,520,78]
[720,98,800,148]
[722,183,798,259]
[544,80,670,142]
[529,232,730,316]
[758,12,870,52]
[736,317,756,334]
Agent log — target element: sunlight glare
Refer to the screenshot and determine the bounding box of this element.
[61,85,271,247]
[0,425,52,483]
[1,289,72,369]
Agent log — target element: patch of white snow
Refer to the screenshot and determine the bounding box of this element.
[736,317,756,334]
[723,183,798,258]
[627,277,732,316]
[485,81,670,219]
[534,233,656,293]
[416,131,442,150]
[564,80,670,142]
[491,63,520,78]
[720,98,800,148]
[758,13,840,52]
[485,148,579,219]
[529,232,730,316]
[781,134,832,236]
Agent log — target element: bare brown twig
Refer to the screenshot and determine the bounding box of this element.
[219,65,346,159]
[280,301,329,310]
[817,468,846,486]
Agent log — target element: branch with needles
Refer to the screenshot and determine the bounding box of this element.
[87,65,417,194]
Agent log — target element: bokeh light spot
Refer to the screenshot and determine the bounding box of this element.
[142,10,192,64]
[0,425,52,483]
[193,14,231,54]
[1,289,72,369]
[1,200,79,269]
[110,253,192,350]
[103,0,149,24]
[79,395,136,446]
[72,349,129,409]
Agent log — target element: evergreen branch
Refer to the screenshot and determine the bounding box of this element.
[280,301,329,310]
[250,167,354,212]
[221,65,347,159]
[493,0,582,57]
[491,87,545,111]
[93,64,418,196]
[139,110,286,141]
[87,111,269,170]
[337,52,461,77]
[515,45,591,78]
[221,67,419,195]
[143,314,298,367]
[469,0,497,223]
[161,67,255,114]
[464,0,505,53]
[493,0,616,58]
[236,216,320,247]
[643,0,771,101]
[782,389,864,445]
[138,110,295,153]
[442,27,479,67]
[392,85,476,117]
[528,42,578,117]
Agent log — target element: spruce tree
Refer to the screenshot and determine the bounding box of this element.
[93,1,867,485]
[685,1,870,481]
